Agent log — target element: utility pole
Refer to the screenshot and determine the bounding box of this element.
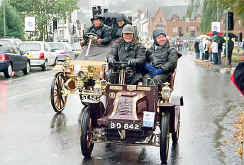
[3,0,6,37]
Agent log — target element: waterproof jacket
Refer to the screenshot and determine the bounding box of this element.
[112,26,124,39]
[109,38,146,72]
[146,40,178,73]
[85,23,112,45]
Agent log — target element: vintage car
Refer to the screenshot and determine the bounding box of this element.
[51,55,183,163]
[50,8,183,163]
[77,60,183,164]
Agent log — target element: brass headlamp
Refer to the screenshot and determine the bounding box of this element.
[161,82,171,103]
[63,57,74,73]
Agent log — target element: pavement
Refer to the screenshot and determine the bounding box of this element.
[192,58,237,74]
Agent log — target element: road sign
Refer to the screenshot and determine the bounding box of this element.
[211,22,221,32]
[25,16,35,32]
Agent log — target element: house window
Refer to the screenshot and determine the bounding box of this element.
[173,27,178,33]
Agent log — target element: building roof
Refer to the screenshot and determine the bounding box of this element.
[148,5,201,20]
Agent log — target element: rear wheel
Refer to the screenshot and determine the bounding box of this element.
[80,108,94,158]
[23,61,30,75]
[4,64,13,78]
[41,61,47,71]
[160,112,170,164]
[50,72,67,113]
[172,111,180,145]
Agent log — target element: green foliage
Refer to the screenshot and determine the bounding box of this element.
[187,0,244,33]
[0,0,25,39]
[8,0,78,40]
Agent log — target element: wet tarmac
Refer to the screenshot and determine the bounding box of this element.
[0,52,243,165]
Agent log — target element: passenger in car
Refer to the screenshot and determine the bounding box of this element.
[107,24,146,85]
[144,29,179,86]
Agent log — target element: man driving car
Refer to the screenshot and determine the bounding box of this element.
[80,15,112,46]
[107,24,146,84]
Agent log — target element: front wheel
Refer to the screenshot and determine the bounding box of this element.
[80,107,94,158]
[50,72,67,113]
[160,112,170,164]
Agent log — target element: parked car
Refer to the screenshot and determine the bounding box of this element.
[0,38,22,49]
[48,42,79,64]
[0,41,30,78]
[18,41,56,71]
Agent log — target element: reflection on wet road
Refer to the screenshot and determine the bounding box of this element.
[0,52,242,165]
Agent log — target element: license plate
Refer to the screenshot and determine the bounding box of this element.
[109,121,141,130]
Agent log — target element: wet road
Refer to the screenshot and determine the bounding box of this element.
[0,52,243,165]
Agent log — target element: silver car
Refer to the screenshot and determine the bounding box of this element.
[19,41,56,71]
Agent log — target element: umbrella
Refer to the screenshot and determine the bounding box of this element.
[103,12,122,19]
[231,62,244,96]
[196,35,210,40]
[207,31,223,36]
[224,32,238,39]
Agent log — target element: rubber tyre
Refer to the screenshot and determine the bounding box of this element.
[4,64,13,78]
[50,72,67,113]
[80,108,94,159]
[41,61,47,71]
[172,111,180,145]
[23,61,30,75]
[160,112,170,164]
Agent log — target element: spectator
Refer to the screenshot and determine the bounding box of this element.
[211,39,218,64]
[194,40,200,59]
[224,38,234,66]
[200,40,205,60]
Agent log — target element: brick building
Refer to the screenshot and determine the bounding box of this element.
[148,6,201,38]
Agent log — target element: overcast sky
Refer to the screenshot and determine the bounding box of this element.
[77,0,189,24]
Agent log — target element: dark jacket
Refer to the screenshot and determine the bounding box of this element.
[109,38,146,71]
[194,42,200,53]
[146,40,178,74]
[85,23,112,45]
[112,26,124,39]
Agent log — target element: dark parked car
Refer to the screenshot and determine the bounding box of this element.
[0,42,30,78]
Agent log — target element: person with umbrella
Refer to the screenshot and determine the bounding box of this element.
[224,35,235,66]
[111,14,131,40]
[194,39,200,59]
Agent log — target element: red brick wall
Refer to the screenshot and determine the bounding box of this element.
[149,9,202,38]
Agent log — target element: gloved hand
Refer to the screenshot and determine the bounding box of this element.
[128,59,137,66]
[150,68,163,77]
[108,58,116,65]
[144,63,156,72]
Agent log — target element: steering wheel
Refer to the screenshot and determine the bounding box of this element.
[85,33,98,40]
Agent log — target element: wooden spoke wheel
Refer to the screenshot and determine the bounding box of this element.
[50,72,67,113]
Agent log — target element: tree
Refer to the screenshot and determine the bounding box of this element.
[187,0,244,33]
[0,0,25,39]
[9,0,78,41]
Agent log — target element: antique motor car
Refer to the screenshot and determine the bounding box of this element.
[50,32,109,113]
[79,61,183,164]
